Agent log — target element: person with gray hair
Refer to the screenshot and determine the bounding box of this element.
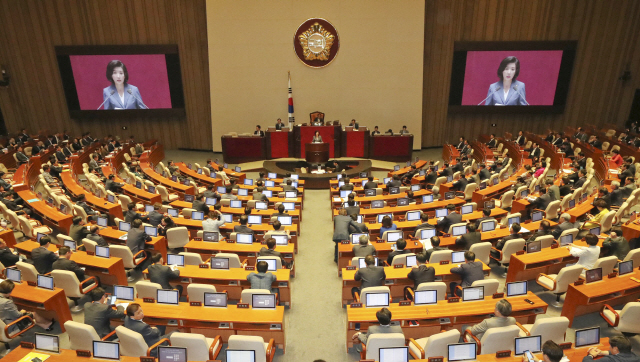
[609,180,624,207]
[352,234,376,257]
[465,299,516,340]
[582,335,639,362]
[552,213,574,239]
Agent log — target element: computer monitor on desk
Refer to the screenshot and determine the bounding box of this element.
[237,188,248,196]
[506,281,527,297]
[413,290,437,305]
[204,292,227,308]
[184,194,195,202]
[192,211,204,220]
[277,215,292,225]
[236,233,253,244]
[97,216,108,227]
[589,226,601,236]
[5,268,20,283]
[448,343,477,362]
[226,350,255,362]
[527,240,542,253]
[119,221,131,232]
[252,294,277,309]
[385,230,402,242]
[435,208,448,218]
[560,234,573,245]
[202,231,219,242]
[114,285,135,301]
[157,289,180,305]
[255,201,267,210]
[230,200,242,208]
[358,257,379,268]
[340,190,352,198]
[35,333,60,354]
[618,260,633,275]
[452,225,467,236]
[451,251,465,263]
[211,257,229,270]
[351,233,368,244]
[379,347,409,362]
[481,220,496,232]
[167,254,184,267]
[406,211,421,221]
[461,204,473,215]
[405,255,417,267]
[158,346,187,362]
[64,239,76,251]
[585,267,603,283]
[377,213,393,223]
[37,275,54,290]
[462,286,484,302]
[365,292,390,308]
[422,195,433,203]
[508,215,520,227]
[575,327,600,347]
[531,210,543,222]
[419,228,436,240]
[247,215,262,225]
[93,341,120,360]
[515,335,542,355]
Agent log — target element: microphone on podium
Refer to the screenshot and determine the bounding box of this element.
[127,89,149,109]
[97,90,115,110]
[513,85,530,105]
[477,86,501,105]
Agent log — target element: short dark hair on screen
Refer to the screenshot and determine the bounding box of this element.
[497,56,520,81]
[106,60,129,85]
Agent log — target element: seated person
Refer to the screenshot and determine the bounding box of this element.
[527,220,552,244]
[247,260,277,293]
[406,252,435,300]
[348,214,368,234]
[449,251,483,297]
[31,236,59,274]
[474,208,495,229]
[569,234,600,270]
[84,287,125,340]
[339,178,355,191]
[0,239,19,268]
[148,254,183,296]
[582,199,608,230]
[437,204,462,233]
[345,200,360,216]
[491,223,522,259]
[124,303,172,356]
[387,238,410,265]
[259,237,289,268]
[352,255,386,298]
[425,236,449,261]
[124,203,148,223]
[352,234,376,258]
[456,223,482,250]
[363,176,378,190]
[414,213,435,237]
[352,308,403,351]
[234,215,254,234]
[465,299,516,341]
[601,228,630,261]
[380,216,398,237]
[582,335,638,362]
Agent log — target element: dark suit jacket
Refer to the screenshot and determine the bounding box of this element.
[574,177,587,189]
[533,193,552,211]
[31,246,59,274]
[55,151,66,163]
[450,261,484,287]
[478,169,491,181]
[437,212,462,233]
[486,139,497,147]
[552,221,574,239]
[559,185,572,197]
[126,228,151,253]
[354,266,386,290]
[87,233,109,247]
[495,233,521,251]
[345,205,360,216]
[234,225,254,234]
[387,249,411,265]
[364,181,378,190]
[407,264,435,289]
[192,200,209,214]
[609,189,623,207]
[124,210,144,223]
[456,231,482,250]
[339,184,355,191]
[0,247,19,267]
[148,264,180,290]
[84,302,125,338]
[602,236,630,261]
[453,178,468,192]
[147,211,163,227]
[52,258,85,281]
[425,246,448,261]
[424,173,438,185]
[70,224,91,244]
[414,223,435,236]
[124,316,162,348]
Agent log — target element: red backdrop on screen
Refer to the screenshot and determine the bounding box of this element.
[461,50,563,106]
[70,54,172,110]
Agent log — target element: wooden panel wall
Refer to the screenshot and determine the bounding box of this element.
[0,0,211,150]
[422,0,640,148]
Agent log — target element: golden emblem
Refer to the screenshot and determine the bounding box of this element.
[298,22,335,61]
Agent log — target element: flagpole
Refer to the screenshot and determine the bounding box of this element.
[288,71,295,130]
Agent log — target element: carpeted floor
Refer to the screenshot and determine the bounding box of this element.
[21,147,638,361]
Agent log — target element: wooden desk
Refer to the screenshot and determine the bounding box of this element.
[330,190,431,208]
[114,298,286,350]
[622,220,640,241]
[168,200,302,223]
[332,198,466,218]
[341,261,490,305]
[6,348,140,362]
[0,227,17,248]
[562,269,640,326]
[184,239,295,271]
[101,166,162,205]
[436,220,556,248]
[338,240,424,273]
[345,292,547,351]
[60,170,123,220]
[139,148,195,196]
[176,162,223,187]
[506,247,578,283]
[387,160,428,177]
[99,227,167,260]
[10,281,73,332]
[143,265,292,306]
[196,161,247,181]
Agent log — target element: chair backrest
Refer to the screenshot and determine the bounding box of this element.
[57,234,75,246]
[17,216,35,238]
[115,326,149,357]
[240,289,271,306]
[463,202,477,211]
[136,281,162,299]
[500,191,514,209]
[170,332,213,362]
[182,208,195,219]
[166,227,190,249]
[429,250,453,264]
[592,256,618,275]
[416,282,447,301]
[434,177,447,188]
[447,222,468,234]
[559,228,579,242]
[360,286,391,307]
[560,194,572,211]
[528,316,570,344]
[186,283,218,303]
[545,200,561,220]
[617,302,640,334]
[227,335,267,362]
[215,253,242,268]
[82,238,98,253]
[463,183,477,199]
[109,245,135,269]
[391,253,416,266]
[180,252,203,266]
[365,333,406,360]
[64,321,100,350]
[16,261,38,283]
[623,248,640,265]
[469,242,492,265]
[423,330,461,358]
[51,270,84,298]
[553,264,585,293]
[501,213,522,227]
[498,238,526,263]
[118,195,134,209]
[534,235,555,249]
[480,325,522,354]
[471,279,499,295]
[478,219,497,232]
[600,210,616,233]
[72,205,88,223]
[157,185,170,201]
[257,256,282,269]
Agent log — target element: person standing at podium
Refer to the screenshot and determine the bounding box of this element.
[254,125,265,137]
[312,131,323,143]
[275,118,285,130]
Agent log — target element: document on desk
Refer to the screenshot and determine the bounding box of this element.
[118,235,128,240]
[519,227,530,233]
[117,302,129,309]
[420,238,433,250]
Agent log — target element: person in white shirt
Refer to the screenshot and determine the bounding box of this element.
[569,234,600,270]
[202,210,225,232]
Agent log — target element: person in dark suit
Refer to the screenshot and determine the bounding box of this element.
[618,164,634,186]
[532,187,553,212]
[0,239,19,267]
[52,246,94,289]
[620,177,636,199]
[559,177,572,197]
[348,214,368,235]
[491,223,522,259]
[424,236,448,261]
[477,164,491,181]
[608,181,623,207]
[333,209,361,262]
[124,304,171,356]
[405,252,435,300]
[148,254,183,296]
[146,204,164,227]
[87,226,109,247]
[126,219,151,255]
[486,134,497,148]
[124,204,146,223]
[552,213,575,240]
[76,194,104,222]
[423,166,438,186]
[352,308,404,350]
[449,251,484,297]
[352,255,386,298]
[371,126,381,136]
[84,288,125,339]
[191,195,210,214]
[352,234,376,258]
[363,176,378,190]
[456,224,482,250]
[105,174,123,193]
[259,237,290,268]
[387,239,411,265]
[15,146,29,164]
[345,200,360,216]
[514,131,525,145]
[437,204,462,233]
[233,215,254,235]
[474,209,494,230]
[31,236,59,274]
[54,146,66,163]
[602,228,630,261]
[339,178,355,191]
[281,180,296,192]
[386,175,402,188]
[588,135,602,149]
[275,118,285,130]
[452,173,468,192]
[526,220,552,244]
[18,129,29,143]
[582,335,638,362]
[252,186,270,202]
[254,125,265,137]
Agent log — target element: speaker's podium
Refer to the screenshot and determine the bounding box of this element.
[293,111,342,159]
[305,142,329,163]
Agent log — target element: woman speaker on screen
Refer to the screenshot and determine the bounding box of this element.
[484,56,529,106]
[100,60,148,110]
